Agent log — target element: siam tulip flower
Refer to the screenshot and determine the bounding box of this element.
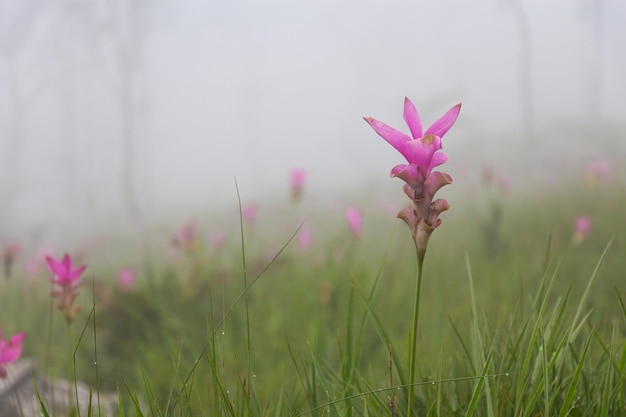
[346,207,363,238]
[297,226,313,251]
[242,202,258,226]
[171,221,197,251]
[207,230,226,248]
[46,254,86,323]
[118,269,136,291]
[585,158,609,185]
[2,240,21,280]
[290,168,307,201]
[24,247,54,279]
[573,216,591,245]
[364,97,461,416]
[0,329,27,378]
[364,98,461,253]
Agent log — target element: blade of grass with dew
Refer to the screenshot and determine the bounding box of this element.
[556,331,593,417]
[234,179,254,414]
[464,349,493,417]
[171,220,304,408]
[598,323,616,417]
[464,252,494,417]
[567,239,612,341]
[123,379,146,417]
[117,385,125,417]
[73,303,96,417]
[515,260,564,415]
[351,278,406,389]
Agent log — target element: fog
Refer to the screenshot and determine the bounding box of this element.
[0,0,624,243]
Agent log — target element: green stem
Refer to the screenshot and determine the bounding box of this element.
[66,322,73,414]
[407,247,425,417]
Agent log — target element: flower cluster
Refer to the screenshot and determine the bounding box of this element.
[364,98,461,254]
[46,254,86,323]
[0,328,27,378]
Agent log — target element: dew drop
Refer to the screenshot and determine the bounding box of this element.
[93,361,97,365]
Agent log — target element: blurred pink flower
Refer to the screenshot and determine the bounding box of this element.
[2,240,21,279]
[585,158,609,184]
[297,227,312,251]
[573,216,591,245]
[171,221,197,250]
[118,269,135,291]
[24,247,54,278]
[496,175,511,193]
[242,203,258,225]
[346,207,362,238]
[46,254,86,323]
[290,168,307,201]
[207,230,226,248]
[0,329,27,379]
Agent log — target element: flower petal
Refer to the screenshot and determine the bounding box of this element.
[424,171,453,199]
[424,103,461,138]
[363,117,412,161]
[403,97,422,139]
[404,135,442,172]
[429,152,448,170]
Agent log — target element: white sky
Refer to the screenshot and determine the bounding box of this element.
[0,0,624,242]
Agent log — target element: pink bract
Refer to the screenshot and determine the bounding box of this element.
[0,329,27,379]
[118,269,136,291]
[346,207,363,237]
[576,216,591,235]
[364,98,460,190]
[46,254,86,288]
[242,203,258,224]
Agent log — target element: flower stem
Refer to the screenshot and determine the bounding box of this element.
[407,247,425,417]
[66,323,73,414]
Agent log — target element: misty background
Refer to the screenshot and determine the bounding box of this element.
[0,0,624,245]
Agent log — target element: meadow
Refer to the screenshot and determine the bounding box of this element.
[1,163,625,417]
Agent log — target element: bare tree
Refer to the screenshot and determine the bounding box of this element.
[0,0,50,233]
[96,0,156,223]
[505,0,535,143]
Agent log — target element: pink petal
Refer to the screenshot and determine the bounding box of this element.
[46,256,65,277]
[363,117,412,161]
[390,164,421,185]
[429,152,448,170]
[403,97,422,139]
[424,103,462,138]
[424,171,453,200]
[404,136,443,170]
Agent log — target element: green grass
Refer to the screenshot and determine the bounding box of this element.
[1,178,625,416]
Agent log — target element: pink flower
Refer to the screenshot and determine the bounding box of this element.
[346,207,362,238]
[2,241,21,279]
[46,254,86,323]
[573,216,591,245]
[118,269,135,291]
[297,227,313,251]
[364,98,461,252]
[0,329,27,379]
[364,98,460,196]
[290,168,307,201]
[171,221,197,250]
[24,247,54,279]
[242,203,258,225]
[576,216,591,235]
[207,230,226,248]
[585,158,609,184]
